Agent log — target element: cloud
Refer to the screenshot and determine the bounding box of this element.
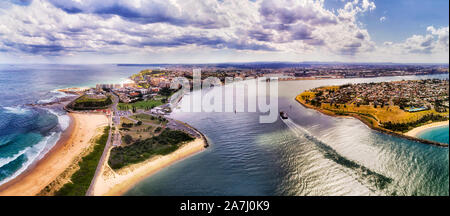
[3,41,65,54]
[47,0,230,29]
[259,0,337,26]
[137,34,276,51]
[379,16,386,22]
[381,26,449,56]
[3,0,33,6]
[4,0,445,63]
[427,26,449,48]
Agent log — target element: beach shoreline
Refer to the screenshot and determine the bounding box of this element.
[0,112,108,196]
[0,85,209,196]
[89,138,206,196]
[295,95,449,147]
[405,121,449,138]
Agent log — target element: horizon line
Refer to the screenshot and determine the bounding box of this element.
[0,61,449,66]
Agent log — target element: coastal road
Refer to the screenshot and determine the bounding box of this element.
[85,117,112,196]
[85,95,118,196]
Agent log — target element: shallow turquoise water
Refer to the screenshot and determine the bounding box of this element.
[418,125,449,144]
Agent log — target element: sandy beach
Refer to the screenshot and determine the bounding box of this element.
[405,121,449,138]
[89,138,206,196]
[0,113,108,196]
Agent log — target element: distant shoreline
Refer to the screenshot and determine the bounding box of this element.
[295,95,449,147]
[405,121,449,138]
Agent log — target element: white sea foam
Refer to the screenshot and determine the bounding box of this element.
[47,109,70,131]
[3,106,30,115]
[0,148,29,169]
[0,131,61,186]
[37,89,69,104]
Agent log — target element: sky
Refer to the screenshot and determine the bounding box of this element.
[0,0,448,64]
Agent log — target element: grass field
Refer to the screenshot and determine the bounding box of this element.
[55,126,110,196]
[119,118,155,141]
[118,99,164,111]
[130,113,167,125]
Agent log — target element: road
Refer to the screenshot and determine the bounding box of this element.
[85,93,118,196]
[85,94,204,195]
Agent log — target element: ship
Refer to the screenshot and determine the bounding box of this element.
[280,111,288,119]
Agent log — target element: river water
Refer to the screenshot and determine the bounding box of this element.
[125,74,449,196]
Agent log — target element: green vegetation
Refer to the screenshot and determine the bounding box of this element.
[118,99,164,111]
[108,129,194,170]
[382,114,449,133]
[159,87,176,97]
[118,117,154,141]
[130,113,168,125]
[121,122,134,128]
[55,126,110,196]
[69,95,112,110]
[123,134,133,144]
[297,89,448,134]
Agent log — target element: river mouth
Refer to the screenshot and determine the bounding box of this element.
[123,74,448,196]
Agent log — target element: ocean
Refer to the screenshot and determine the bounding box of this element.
[0,65,448,195]
[0,64,150,185]
[418,125,449,144]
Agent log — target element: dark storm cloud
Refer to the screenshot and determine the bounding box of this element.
[138,35,276,51]
[248,30,273,42]
[339,42,362,55]
[304,39,325,46]
[420,37,433,47]
[356,32,365,40]
[290,25,313,40]
[259,0,337,26]
[47,0,228,29]
[6,0,33,6]
[4,41,65,55]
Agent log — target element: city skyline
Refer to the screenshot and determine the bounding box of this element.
[0,0,449,64]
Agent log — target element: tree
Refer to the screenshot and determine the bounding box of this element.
[136,121,142,126]
[159,87,173,97]
[124,135,133,144]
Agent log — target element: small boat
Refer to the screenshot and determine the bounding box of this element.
[280,111,288,119]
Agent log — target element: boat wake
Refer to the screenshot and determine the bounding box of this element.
[281,118,394,193]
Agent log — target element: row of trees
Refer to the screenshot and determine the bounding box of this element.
[382,114,448,133]
[108,129,194,169]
